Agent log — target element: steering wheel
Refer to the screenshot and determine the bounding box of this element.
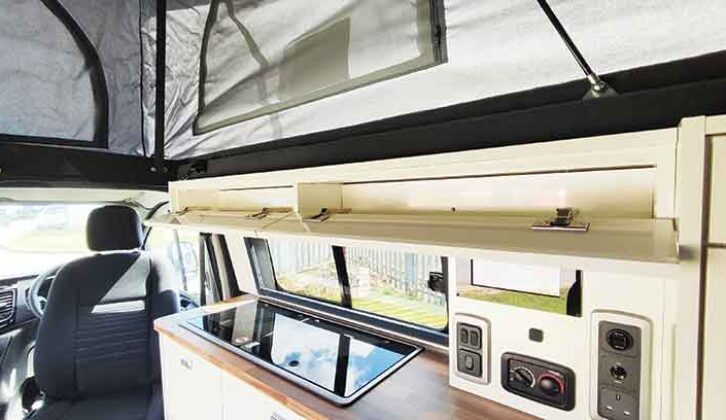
[27,264,199,319]
[27,265,63,319]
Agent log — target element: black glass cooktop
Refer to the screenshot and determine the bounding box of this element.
[183,300,421,406]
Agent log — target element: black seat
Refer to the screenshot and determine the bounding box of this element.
[28,206,179,420]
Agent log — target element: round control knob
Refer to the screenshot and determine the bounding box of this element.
[606,329,633,351]
[538,374,563,396]
[512,367,535,387]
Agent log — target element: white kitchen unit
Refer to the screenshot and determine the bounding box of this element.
[159,333,305,420]
[149,115,726,420]
[159,336,223,420]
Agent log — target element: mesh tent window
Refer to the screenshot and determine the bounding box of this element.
[195,0,446,134]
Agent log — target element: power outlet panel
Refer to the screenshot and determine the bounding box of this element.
[591,312,651,420]
[453,314,490,384]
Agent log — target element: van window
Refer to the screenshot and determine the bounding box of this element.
[250,238,448,331]
[345,247,447,329]
[146,228,201,303]
[267,239,341,303]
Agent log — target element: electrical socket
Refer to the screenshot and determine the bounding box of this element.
[590,312,651,420]
[598,387,638,420]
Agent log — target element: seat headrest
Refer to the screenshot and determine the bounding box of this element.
[87,205,143,251]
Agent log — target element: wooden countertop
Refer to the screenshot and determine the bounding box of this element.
[154,296,537,420]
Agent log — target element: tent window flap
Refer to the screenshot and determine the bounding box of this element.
[195,0,446,134]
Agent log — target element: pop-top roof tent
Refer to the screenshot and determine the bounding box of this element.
[1,0,726,185]
[2,3,726,420]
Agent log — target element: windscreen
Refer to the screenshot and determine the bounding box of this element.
[0,203,103,279]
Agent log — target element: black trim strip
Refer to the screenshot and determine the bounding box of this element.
[0,141,172,189]
[177,51,726,179]
[260,289,448,346]
[39,0,109,147]
[333,246,352,308]
[0,133,99,149]
[202,233,224,303]
[142,201,170,247]
[199,234,208,305]
[138,0,148,158]
[217,235,242,297]
[154,0,167,171]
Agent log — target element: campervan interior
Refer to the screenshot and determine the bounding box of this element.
[1,1,725,419]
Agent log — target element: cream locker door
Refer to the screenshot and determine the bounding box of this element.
[710,136,726,244]
[702,248,726,420]
[222,372,303,420]
[160,335,224,420]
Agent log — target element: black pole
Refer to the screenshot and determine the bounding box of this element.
[536,0,593,76]
[535,0,615,97]
[154,0,167,172]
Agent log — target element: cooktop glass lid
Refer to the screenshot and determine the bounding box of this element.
[184,300,421,406]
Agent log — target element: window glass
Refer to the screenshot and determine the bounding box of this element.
[460,260,580,316]
[253,237,448,331]
[0,203,106,279]
[345,247,447,330]
[146,228,201,302]
[267,239,341,303]
[0,203,103,279]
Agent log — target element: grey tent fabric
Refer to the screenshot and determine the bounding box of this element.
[0,0,144,154]
[147,0,726,159]
[60,0,145,155]
[0,0,96,141]
[3,0,726,158]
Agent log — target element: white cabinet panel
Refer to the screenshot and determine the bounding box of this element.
[222,372,302,420]
[160,335,224,420]
[702,248,726,420]
[710,137,726,244]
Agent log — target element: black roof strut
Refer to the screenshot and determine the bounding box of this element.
[153,0,168,173]
[535,0,617,99]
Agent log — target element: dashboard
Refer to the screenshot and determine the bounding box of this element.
[0,277,36,334]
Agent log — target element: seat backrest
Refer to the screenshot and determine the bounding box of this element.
[33,206,179,399]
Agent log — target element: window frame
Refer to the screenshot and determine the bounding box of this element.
[245,237,449,346]
[143,204,243,305]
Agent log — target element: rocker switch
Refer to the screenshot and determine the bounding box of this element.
[453,315,490,384]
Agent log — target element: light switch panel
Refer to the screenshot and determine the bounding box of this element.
[453,314,490,384]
